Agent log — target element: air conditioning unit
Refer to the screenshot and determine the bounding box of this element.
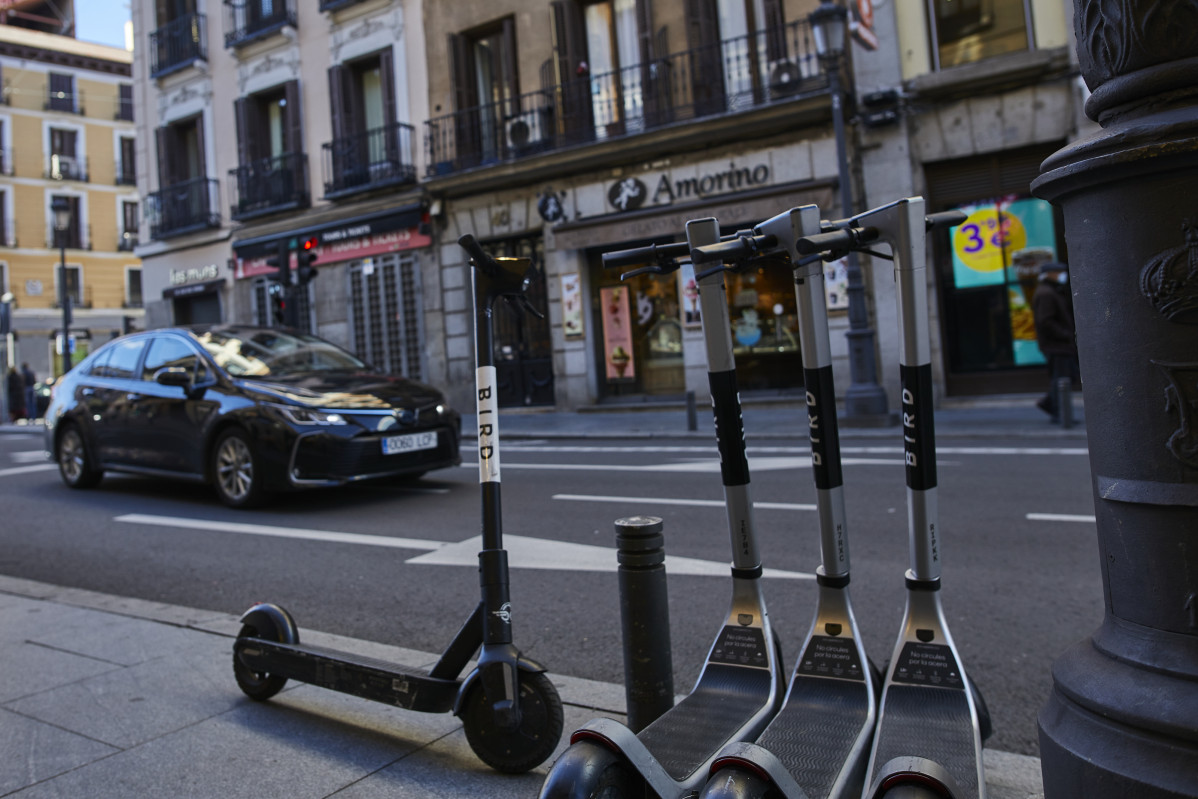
[505,108,551,154]
[51,154,77,180]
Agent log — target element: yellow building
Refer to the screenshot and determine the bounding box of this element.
[0,24,141,381]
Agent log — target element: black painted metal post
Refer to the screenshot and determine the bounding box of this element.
[1031,1,1198,794]
[686,390,698,432]
[615,515,674,732]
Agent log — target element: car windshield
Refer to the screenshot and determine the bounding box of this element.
[195,329,369,377]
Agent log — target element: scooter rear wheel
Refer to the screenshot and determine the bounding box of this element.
[461,669,564,773]
[233,622,289,700]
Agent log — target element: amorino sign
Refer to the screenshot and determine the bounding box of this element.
[606,159,772,213]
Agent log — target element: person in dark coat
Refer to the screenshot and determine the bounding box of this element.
[6,365,25,422]
[21,363,35,419]
[1033,262,1080,421]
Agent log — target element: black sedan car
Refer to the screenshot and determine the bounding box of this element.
[44,325,461,508]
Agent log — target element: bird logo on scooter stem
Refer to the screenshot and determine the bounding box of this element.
[492,603,512,623]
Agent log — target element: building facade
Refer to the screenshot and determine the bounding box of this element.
[128,0,1090,416]
[0,24,141,383]
[132,0,440,385]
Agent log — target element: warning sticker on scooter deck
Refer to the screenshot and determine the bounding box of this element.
[710,625,768,668]
[892,642,965,689]
[797,635,866,681]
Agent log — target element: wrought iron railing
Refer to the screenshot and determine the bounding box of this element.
[116,159,136,186]
[47,154,89,182]
[146,177,221,239]
[426,19,825,176]
[322,122,416,198]
[0,219,14,247]
[224,0,296,48]
[229,151,309,219]
[119,231,139,251]
[49,224,92,251]
[150,12,207,78]
[319,0,368,11]
[45,88,84,115]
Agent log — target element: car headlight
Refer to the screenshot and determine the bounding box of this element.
[267,403,347,426]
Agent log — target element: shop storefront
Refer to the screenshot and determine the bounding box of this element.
[550,146,837,401]
[925,144,1068,395]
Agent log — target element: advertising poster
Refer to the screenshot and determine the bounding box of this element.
[951,196,1058,366]
[600,286,635,381]
[824,255,850,312]
[679,263,701,327]
[561,273,584,338]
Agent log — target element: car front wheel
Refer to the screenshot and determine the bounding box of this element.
[212,428,268,508]
[56,423,103,489]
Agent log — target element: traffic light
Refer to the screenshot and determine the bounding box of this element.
[269,282,286,326]
[265,240,291,285]
[296,237,319,285]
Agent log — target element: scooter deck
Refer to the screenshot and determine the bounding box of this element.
[637,663,778,781]
[235,638,460,713]
[869,683,980,795]
[751,675,872,799]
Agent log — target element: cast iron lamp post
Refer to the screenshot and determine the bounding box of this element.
[51,196,72,377]
[808,1,889,419]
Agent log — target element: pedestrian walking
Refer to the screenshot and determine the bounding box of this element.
[21,362,35,419]
[6,365,25,422]
[1033,262,1080,422]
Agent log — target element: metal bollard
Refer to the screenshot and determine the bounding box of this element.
[615,515,675,732]
[686,390,698,431]
[1057,377,1074,429]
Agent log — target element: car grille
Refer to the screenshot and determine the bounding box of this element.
[292,425,460,482]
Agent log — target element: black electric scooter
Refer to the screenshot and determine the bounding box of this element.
[231,234,564,774]
[539,218,786,798]
[795,197,988,798]
[689,204,877,799]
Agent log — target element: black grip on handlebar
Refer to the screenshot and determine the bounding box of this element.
[458,234,497,276]
[690,233,778,264]
[602,241,690,270]
[925,210,967,230]
[796,229,854,255]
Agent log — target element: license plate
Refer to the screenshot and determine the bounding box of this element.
[381,431,438,455]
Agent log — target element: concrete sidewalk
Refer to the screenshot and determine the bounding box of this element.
[0,575,1046,798]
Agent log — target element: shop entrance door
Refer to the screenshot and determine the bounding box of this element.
[491,235,554,407]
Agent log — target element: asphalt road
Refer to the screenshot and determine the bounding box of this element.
[0,428,1102,758]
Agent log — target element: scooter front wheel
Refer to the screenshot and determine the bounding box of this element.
[461,669,564,773]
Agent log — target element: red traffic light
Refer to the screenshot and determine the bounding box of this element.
[302,236,318,251]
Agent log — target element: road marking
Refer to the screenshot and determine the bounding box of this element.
[113,513,812,579]
[115,514,446,551]
[0,464,58,477]
[553,493,817,512]
[1027,512,1096,523]
[11,450,49,463]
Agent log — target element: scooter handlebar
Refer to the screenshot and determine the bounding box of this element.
[925,210,967,231]
[689,232,778,264]
[795,226,880,255]
[601,241,690,271]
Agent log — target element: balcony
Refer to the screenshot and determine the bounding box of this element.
[116,160,137,186]
[0,148,11,176]
[45,89,84,115]
[47,154,89,182]
[0,219,15,247]
[49,225,92,251]
[118,231,139,251]
[146,177,221,239]
[322,122,416,199]
[224,0,296,49]
[229,151,309,220]
[54,286,93,310]
[150,13,207,79]
[426,20,827,178]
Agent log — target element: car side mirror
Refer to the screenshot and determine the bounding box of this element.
[154,367,193,388]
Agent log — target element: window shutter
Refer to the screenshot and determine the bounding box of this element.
[377,49,399,164]
[685,0,725,115]
[550,0,592,141]
[155,125,173,187]
[192,115,206,179]
[234,97,251,166]
[763,0,786,61]
[284,80,303,155]
[501,17,519,112]
[328,64,347,139]
[448,33,473,110]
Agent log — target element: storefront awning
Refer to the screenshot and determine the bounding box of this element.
[231,203,425,260]
[551,179,836,251]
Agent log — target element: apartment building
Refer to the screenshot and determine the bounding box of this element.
[0,24,141,379]
[132,0,437,382]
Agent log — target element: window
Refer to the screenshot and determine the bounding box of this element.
[348,253,422,378]
[683,0,787,114]
[150,115,218,237]
[121,201,139,251]
[118,136,136,184]
[105,337,147,379]
[126,267,143,307]
[142,335,200,381]
[50,128,82,181]
[930,0,1030,70]
[156,116,204,187]
[47,73,75,113]
[0,189,9,246]
[117,84,134,121]
[50,195,82,250]
[326,50,411,194]
[58,264,83,306]
[232,81,306,216]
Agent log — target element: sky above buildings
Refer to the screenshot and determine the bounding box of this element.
[76,0,131,49]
